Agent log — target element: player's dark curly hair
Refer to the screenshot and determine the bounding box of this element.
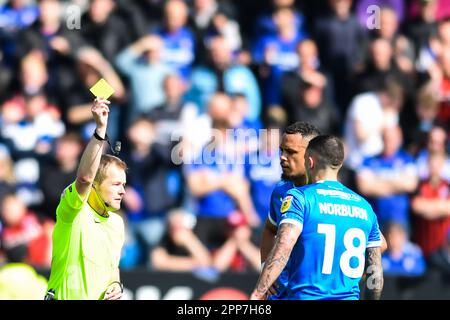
[284,122,321,140]
[307,135,344,169]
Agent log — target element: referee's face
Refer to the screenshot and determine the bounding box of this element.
[280,133,308,183]
[97,165,127,211]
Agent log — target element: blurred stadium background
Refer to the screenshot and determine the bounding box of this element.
[0,0,449,299]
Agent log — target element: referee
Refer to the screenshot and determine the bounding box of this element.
[46,98,126,300]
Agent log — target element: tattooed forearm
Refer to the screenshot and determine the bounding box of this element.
[364,247,383,300]
[254,223,301,297]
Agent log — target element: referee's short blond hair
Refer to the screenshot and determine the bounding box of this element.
[94,154,127,185]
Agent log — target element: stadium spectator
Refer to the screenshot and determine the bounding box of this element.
[411,152,450,258]
[371,6,415,74]
[357,125,418,229]
[252,0,306,39]
[415,124,450,182]
[353,37,413,97]
[313,0,368,113]
[147,73,197,145]
[344,78,404,170]
[252,6,305,106]
[79,0,131,63]
[153,0,195,80]
[185,93,261,271]
[382,222,426,277]
[1,87,65,207]
[15,0,85,101]
[115,34,174,123]
[404,0,439,60]
[0,193,53,267]
[121,116,181,267]
[0,0,39,65]
[186,35,261,122]
[151,209,213,272]
[39,132,83,221]
[188,0,240,65]
[66,46,125,142]
[285,78,340,135]
[281,39,334,116]
[245,123,282,228]
[406,81,441,155]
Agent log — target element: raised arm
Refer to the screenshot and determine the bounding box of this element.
[250,222,301,300]
[75,98,110,198]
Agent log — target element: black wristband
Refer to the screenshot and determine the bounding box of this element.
[93,130,107,141]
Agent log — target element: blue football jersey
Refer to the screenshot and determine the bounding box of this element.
[267,180,295,300]
[280,180,381,300]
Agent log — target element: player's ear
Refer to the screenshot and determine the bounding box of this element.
[308,156,314,169]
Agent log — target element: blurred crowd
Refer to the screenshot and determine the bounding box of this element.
[0,0,449,282]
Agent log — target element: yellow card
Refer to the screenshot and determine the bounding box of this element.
[89,78,115,100]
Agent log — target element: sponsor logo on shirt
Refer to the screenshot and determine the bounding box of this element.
[280,196,293,213]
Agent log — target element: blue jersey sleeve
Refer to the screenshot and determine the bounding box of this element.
[268,188,279,227]
[279,189,306,229]
[367,209,382,248]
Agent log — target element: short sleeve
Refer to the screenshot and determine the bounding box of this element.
[56,181,86,224]
[279,189,306,229]
[367,211,382,248]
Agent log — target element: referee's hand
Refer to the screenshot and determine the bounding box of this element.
[92,97,110,130]
[104,282,123,300]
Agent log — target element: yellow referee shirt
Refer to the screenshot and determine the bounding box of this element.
[47,182,124,300]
